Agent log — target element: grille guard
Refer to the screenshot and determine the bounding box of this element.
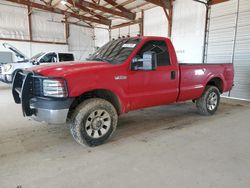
[12,70,69,117]
[12,70,35,116]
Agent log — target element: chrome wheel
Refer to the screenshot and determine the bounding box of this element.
[207,92,218,111]
[85,109,111,139]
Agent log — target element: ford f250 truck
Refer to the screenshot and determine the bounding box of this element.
[12,36,234,147]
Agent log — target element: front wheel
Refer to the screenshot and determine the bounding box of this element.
[196,86,220,115]
[70,98,118,147]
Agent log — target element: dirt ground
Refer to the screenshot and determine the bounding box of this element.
[0,82,250,188]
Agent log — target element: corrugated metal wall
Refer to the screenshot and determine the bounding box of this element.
[111,24,140,39]
[205,0,250,100]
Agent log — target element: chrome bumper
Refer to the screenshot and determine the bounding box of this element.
[0,74,12,83]
[29,97,74,125]
[30,107,69,124]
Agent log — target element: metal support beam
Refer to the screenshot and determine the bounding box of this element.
[92,0,100,4]
[5,0,110,25]
[144,0,171,9]
[111,19,141,29]
[66,0,110,23]
[80,0,136,20]
[0,37,67,45]
[103,0,136,19]
[208,0,229,5]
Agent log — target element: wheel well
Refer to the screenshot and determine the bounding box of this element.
[68,89,121,118]
[207,78,223,93]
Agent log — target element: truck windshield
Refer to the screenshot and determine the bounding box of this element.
[30,52,45,61]
[88,38,141,64]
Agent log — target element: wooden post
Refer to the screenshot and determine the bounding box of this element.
[140,10,144,36]
[168,0,173,38]
[64,16,69,43]
[109,25,111,41]
[27,5,32,40]
[160,0,173,38]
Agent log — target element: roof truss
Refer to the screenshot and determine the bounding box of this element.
[3,0,230,29]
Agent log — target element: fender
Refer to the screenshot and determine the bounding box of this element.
[70,85,129,114]
[205,73,225,92]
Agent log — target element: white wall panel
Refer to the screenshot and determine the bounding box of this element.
[111,28,119,39]
[230,0,250,100]
[94,28,109,47]
[206,0,250,100]
[0,2,29,39]
[29,43,68,56]
[171,0,206,63]
[144,6,168,37]
[31,11,65,42]
[129,24,140,37]
[110,12,141,40]
[68,25,94,61]
[143,1,206,63]
[111,25,140,39]
[205,0,238,64]
[0,2,95,62]
[117,27,129,38]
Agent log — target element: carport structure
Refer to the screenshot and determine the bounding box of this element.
[4,0,228,41]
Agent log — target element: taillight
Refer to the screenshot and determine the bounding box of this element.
[43,79,67,98]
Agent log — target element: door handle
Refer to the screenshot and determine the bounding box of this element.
[171,71,176,80]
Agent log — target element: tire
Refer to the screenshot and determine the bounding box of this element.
[70,98,118,147]
[196,86,220,116]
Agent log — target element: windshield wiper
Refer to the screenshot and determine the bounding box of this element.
[94,57,104,61]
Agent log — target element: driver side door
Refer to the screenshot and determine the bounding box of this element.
[128,40,179,110]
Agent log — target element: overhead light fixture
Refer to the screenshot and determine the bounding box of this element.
[61,0,67,5]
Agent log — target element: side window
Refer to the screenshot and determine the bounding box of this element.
[40,53,57,63]
[59,53,74,62]
[136,40,170,66]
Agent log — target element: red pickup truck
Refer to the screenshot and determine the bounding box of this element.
[12,36,234,146]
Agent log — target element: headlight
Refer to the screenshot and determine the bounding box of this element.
[43,79,67,98]
[3,64,12,72]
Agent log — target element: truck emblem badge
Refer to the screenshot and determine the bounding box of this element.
[114,76,127,80]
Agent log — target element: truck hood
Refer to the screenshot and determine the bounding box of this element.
[0,62,33,74]
[3,43,29,61]
[31,61,115,77]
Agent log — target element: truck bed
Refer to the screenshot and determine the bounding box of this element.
[178,63,234,101]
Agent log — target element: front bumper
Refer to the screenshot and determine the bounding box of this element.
[0,74,12,83]
[30,97,74,124]
[12,70,74,125]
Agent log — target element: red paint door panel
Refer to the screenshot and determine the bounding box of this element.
[128,66,179,110]
[127,39,179,110]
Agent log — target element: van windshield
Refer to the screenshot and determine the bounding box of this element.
[88,38,141,64]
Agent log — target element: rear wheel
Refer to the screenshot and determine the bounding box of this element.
[196,86,220,115]
[70,98,118,147]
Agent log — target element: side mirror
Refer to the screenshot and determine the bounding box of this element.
[131,51,157,71]
[32,61,40,65]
